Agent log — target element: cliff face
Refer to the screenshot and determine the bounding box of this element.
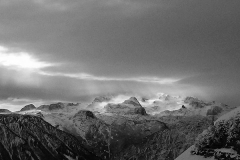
[0,114,100,160]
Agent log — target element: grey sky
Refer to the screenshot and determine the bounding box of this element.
[0,0,240,110]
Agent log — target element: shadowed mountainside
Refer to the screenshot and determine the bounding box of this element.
[0,114,100,160]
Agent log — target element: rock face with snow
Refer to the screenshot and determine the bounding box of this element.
[68,110,111,159]
[104,97,147,115]
[20,104,36,111]
[0,114,100,160]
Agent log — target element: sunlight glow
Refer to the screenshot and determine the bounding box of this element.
[0,46,54,70]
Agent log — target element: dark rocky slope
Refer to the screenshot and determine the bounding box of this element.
[113,116,212,160]
[0,114,100,160]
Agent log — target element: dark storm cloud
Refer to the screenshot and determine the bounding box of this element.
[0,0,240,110]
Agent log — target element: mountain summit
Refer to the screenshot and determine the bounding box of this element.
[104,97,147,115]
[20,104,36,111]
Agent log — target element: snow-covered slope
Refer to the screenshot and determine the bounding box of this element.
[215,106,240,123]
[175,146,214,160]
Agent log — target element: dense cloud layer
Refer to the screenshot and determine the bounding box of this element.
[0,0,240,110]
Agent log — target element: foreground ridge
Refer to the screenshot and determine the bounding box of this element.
[0,114,101,160]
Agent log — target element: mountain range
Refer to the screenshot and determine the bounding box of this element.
[0,93,238,160]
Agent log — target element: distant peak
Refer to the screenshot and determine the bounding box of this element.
[74,110,95,119]
[123,97,142,107]
[92,96,112,103]
[141,97,149,102]
[0,109,11,113]
[20,104,36,112]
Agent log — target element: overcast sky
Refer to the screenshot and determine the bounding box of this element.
[0,0,240,111]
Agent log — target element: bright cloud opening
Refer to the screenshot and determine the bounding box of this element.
[0,45,54,70]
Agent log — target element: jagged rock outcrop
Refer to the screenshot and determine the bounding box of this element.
[104,97,147,115]
[0,114,100,160]
[20,104,36,111]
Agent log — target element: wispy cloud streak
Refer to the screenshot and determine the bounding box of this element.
[39,71,180,84]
